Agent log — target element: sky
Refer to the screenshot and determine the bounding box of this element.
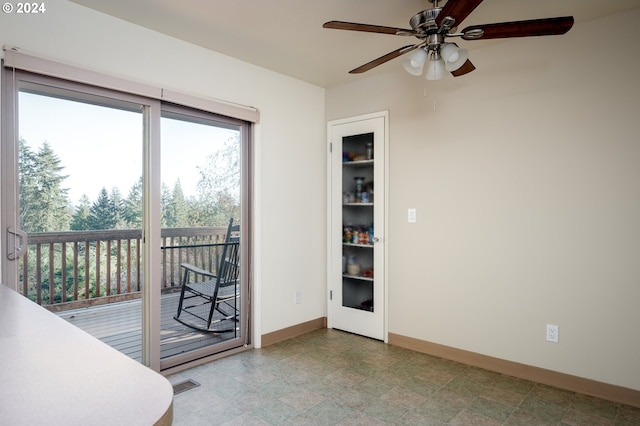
[18,91,239,205]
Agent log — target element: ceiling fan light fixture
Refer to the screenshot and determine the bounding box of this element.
[402,48,428,76]
[323,4,574,80]
[441,44,469,72]
[425,52,446,80]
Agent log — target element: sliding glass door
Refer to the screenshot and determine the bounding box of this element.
[1,68,251,371]
[159,105,249,368]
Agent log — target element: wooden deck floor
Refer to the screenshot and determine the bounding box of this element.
[56,292,236,362]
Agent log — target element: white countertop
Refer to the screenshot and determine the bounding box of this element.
[0,284,173,425]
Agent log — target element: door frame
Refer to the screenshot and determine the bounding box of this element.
[326,111,389,342]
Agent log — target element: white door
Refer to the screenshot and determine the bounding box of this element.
[328,112,387,341]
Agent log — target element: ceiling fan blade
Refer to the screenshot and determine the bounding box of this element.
[437,0,485,27]
[450,59,476,77]
[323,21,416,36]
[349,44,420,74]
[462,16,574,40]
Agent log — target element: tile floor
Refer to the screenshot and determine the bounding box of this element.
[168,329,640,425]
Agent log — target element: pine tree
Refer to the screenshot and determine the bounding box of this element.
[160,183,171,227]
[163,179,189,228]
[88,188,117,230]
[110,187,126,229]
[71,195,91,230]
[19,140,71,232]
[18,139,38,231]
[123,177,142,228]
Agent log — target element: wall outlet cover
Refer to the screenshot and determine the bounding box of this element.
[546,324,559,343]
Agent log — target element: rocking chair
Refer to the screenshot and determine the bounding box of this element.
[173,218,240,332]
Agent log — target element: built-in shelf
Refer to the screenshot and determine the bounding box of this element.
[343,243,373,248]
[343,203,373,207]
[342,274,374,282]
[343,159,374,167]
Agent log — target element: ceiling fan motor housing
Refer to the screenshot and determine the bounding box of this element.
[410,8,441,34]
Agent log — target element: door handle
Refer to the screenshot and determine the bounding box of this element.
[7,227,27,260]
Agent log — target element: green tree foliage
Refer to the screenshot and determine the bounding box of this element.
[71,195,91,230]
[160,183,171,227]
[123,177,142,227]
[19,135,241,232]
[163,179,189,228]
[195,135,240,226]
[88,188,118,230]
[18,139,71,232]
[110,187,127,229]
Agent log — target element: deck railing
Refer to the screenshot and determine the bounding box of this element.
[18,227,229,311]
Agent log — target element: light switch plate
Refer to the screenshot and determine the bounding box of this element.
[408,208,417,223]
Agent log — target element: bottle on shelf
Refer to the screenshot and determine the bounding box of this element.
[366,142,373,160]
[354,176,365,202]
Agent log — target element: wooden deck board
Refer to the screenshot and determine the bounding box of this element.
[56,292,236,361]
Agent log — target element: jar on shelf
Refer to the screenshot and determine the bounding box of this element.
[359,228,369,245]
[366,142,373,160]
[343,225,353,243]
[354,176,365,201]
[346,255,360,276]
[343,192,355,203]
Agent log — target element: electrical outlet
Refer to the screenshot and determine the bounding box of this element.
[546,324,559,343]
[294,289,302,304]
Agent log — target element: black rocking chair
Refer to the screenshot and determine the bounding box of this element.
[174,218,240,332]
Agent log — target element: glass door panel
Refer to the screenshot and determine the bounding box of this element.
[16,83,145,360]
[160,107,245,367]
[329,113,386,341]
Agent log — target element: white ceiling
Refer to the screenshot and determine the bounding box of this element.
[70,0,640,88]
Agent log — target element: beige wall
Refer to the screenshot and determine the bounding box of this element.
[327,9,640,391]
[0,0,327,340]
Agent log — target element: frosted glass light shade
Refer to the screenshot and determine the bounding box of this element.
[441,44,469,72]
[440,44,460,62]
[425,56,446,80]
[402,48,428,76]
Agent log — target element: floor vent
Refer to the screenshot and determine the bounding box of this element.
[172,379,200,395]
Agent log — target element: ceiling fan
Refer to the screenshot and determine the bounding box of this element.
[323,0,574,79]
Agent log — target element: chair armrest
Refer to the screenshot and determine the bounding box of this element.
[180,262,216,278]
